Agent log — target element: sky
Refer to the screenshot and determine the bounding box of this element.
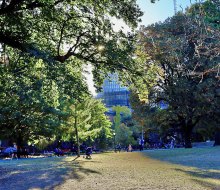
[86,0,200,96]
[137,0,199,26]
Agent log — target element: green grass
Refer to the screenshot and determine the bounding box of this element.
[143,147,220,169]
[143,147,220,189]
[0,157,72,189]
[0,147,219,190]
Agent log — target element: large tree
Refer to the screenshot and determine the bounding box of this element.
[0,0,143,146]
[0,57,60,146]
[0,0,143,81]
[60,97,112,157]
[111,106,139,147]
[132,2,220,148]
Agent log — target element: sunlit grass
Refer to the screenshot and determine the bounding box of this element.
[0,147,219,190]
[143,147,220,189]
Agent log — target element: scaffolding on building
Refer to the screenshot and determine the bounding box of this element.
[96,74,130,108]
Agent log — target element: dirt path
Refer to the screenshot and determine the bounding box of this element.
[55,152,212,190]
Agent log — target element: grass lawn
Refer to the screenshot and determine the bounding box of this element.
[0,147,219,190]
[143,147,220,190]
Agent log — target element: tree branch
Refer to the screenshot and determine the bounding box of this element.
[0,0,24,15]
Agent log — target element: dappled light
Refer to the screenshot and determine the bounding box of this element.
[0,157,101,190]
[0,0,219,189]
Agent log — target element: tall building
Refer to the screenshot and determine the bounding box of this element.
[96,74,130,108]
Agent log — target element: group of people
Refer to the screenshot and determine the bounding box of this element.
[54,147,64,156]
[0,143,29,159]
[1,143,17,159]
[1,139,146,159]
[114,138,145,153]
[115,144,132,152]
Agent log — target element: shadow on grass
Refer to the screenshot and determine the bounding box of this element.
[68,161,101,182]
[0,157,101,190]
[175,168,220,180]
[143,147,220,189]
[174,168,220,189]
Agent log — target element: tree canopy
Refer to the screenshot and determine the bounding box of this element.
[131,1,220,148]
[0,0,143,81]
[0,0,143,146]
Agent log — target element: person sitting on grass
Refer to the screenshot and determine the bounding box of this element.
[71,144,77,155]
[3,146,17,159]
[84,147,92,159]
[22,147,29,158]
[115,143,121,153]
[54,148,64,156]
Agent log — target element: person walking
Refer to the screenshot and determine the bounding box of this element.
[12,143,17,159]
[127,144,133,152]
[139,138,144,151]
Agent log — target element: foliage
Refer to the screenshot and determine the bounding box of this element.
[0,0,143,147]
[34,137,55,151]
[187,0,220,29]
[129,90,161,140]
[111,106,138,146]
[112,106,131,129]
[0,0,143,88]
[60,97,112,143]
[0,52,90,145]
[0,57,60,144]
[132,2,220,148]
[116,123,136,146]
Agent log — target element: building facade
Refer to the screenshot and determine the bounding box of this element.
[96,74,130,108]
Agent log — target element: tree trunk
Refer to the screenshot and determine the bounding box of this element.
[184,122,193,148]
[214,131,220,146]
[184,131,192,148]
[16,132,23,159]
[74,115,80,157]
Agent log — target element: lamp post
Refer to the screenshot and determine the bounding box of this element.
[113,132,116,151]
